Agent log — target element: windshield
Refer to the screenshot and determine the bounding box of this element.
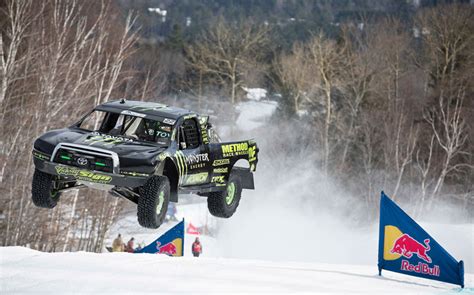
[78,110,173,145]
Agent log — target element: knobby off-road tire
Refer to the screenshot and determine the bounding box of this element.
[137,176,170,229]
[31,169,61,209]
[207,173,242,218]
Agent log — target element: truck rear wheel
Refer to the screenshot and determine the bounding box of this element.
[207,173,242,218]
[137,176,170,229]
[31,169,61,208]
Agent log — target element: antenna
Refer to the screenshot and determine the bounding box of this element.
[120,98,126,104]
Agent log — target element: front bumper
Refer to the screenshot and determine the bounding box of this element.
[33,151,149,188]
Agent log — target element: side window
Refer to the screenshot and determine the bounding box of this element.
[179,119,200,149]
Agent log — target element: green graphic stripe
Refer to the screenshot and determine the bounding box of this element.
[177,151,186,185]
[175,153,183,184]
[179,151,188,176]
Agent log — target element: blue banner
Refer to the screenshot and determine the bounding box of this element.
[136,219,184,256]
[378,192,464,288]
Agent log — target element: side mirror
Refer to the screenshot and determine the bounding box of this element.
[199,115,209,127]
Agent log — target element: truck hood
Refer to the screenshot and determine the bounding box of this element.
[34,128,167,173]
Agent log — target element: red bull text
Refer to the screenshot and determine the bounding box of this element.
[401,260,440,276]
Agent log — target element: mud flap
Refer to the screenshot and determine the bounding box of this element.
[232,167,254,189]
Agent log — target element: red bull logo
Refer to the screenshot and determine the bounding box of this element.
[156,241,177,256]
[384,225,440,277]
[391,234,432,263]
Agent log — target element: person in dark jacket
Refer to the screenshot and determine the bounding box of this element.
[192,237,202,257]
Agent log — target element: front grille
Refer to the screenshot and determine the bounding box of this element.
[52,144,119,174]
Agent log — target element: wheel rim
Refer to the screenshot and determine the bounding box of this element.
[50,190,59,200]
[156,191,165,215]
[225,183,235,205]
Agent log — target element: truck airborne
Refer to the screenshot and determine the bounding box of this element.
[31,100,258,229]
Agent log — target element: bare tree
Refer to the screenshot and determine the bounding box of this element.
[416,4,474,207]
[273,43,314,114]
[186,18,269,105]
[306,32,345,175]
[0,0,137,252]
[425,94,469,206]
[0,0,35,107]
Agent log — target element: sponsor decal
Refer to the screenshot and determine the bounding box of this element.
[32,150,51,161]
[248,145,257,162]
[212,175,225,184]
[384,225,440,278]
[147,129,170,138]
[55,166,112,184]
[221,142,249,157]
[401,260,440,276]
[199,116,209,144]
[176,153,209,171]
[85,132,133,145]
[121,110,146,117]
[183,172,208,185]
[391,234,432,263]
[213,159,230,166]
[183,114,197,120]
[213,167,228,174]
[163,118,176,125]
[129,103,168,112]
[186,153,209,164]
[156,241,177,256]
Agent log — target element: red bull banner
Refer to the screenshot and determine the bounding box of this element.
[186,223,200,235]
[135,219,184,256]
[378,192,464,288]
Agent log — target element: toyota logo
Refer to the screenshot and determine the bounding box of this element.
[76,157,88,166]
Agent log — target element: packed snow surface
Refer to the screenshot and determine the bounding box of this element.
[236,100,278,131]
[1,246,472,294]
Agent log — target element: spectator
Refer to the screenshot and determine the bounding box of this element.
[167,203,178,221]
[126,237,135,253]
[112,234,124,252]
[192,237,202,257]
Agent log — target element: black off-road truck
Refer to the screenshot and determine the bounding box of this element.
[32,100,258,229]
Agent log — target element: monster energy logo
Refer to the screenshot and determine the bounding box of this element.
[175,151,188,185]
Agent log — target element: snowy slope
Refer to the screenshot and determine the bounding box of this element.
[1,247,472,294]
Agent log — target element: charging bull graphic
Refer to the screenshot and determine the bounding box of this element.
[135,220,184,256]
[391,234,432,263]
[156,241,177,256]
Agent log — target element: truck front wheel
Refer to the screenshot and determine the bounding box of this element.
[207,173,242,218]
[137,176,170,229]
[31,169,61,208]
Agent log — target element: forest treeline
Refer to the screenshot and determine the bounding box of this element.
[0,0,472,252]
